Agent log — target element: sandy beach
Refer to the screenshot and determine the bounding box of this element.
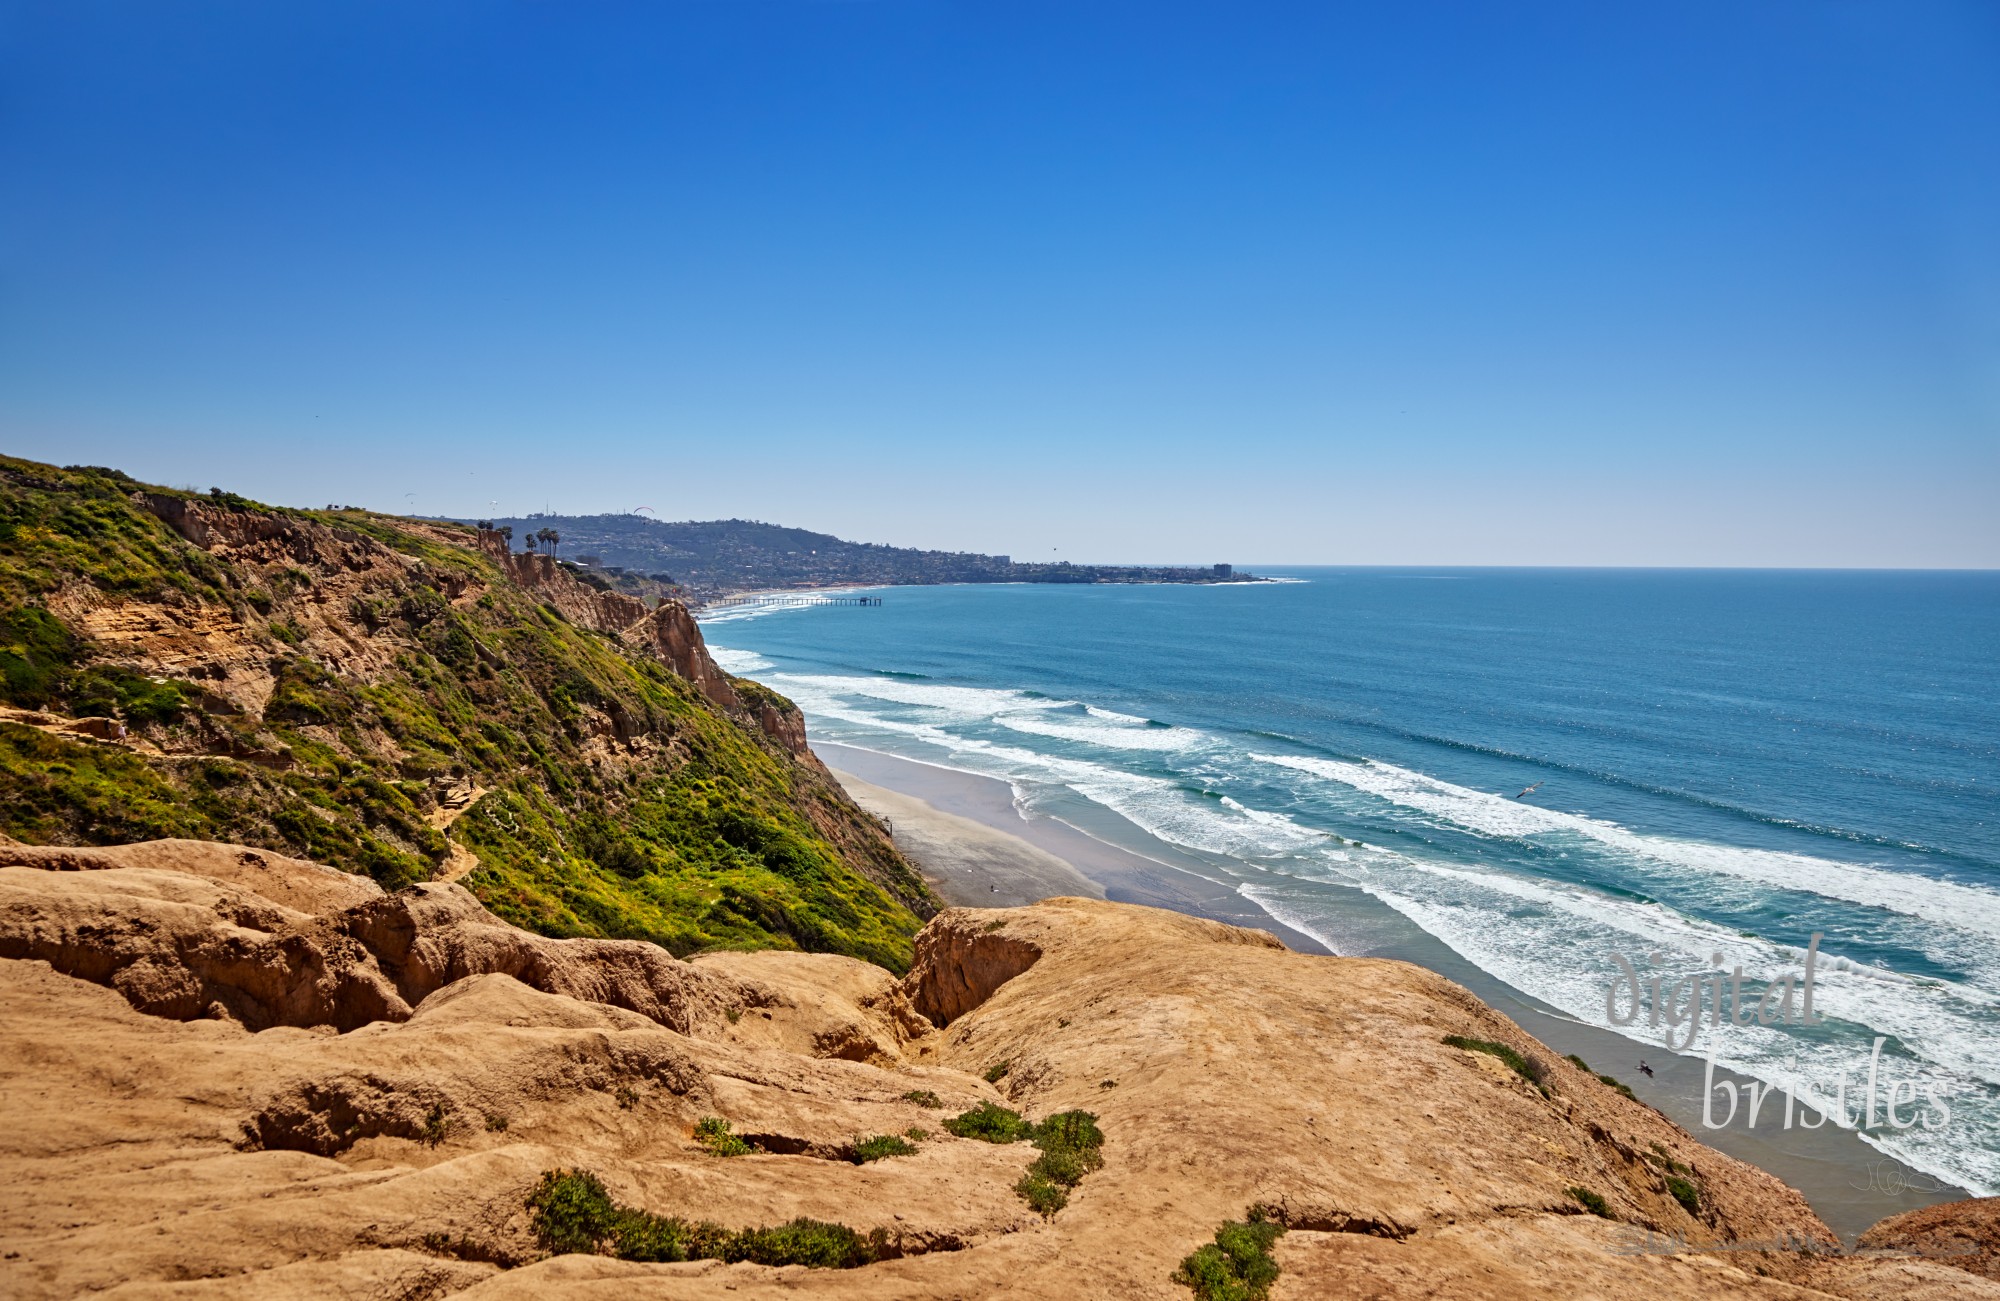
[822,740,1969,1241]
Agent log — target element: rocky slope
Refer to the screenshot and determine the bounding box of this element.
[1,838,1992,1299]
[0,456,932,968]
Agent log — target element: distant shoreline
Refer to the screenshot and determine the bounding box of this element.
[689,574,1280,613]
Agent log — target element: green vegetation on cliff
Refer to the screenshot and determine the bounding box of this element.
[0,456,932,970]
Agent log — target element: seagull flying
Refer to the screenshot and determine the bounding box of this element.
[1515,782,1543,799]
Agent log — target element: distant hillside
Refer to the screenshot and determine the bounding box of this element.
[465,514,1257,603]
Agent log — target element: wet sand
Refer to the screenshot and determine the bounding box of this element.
[822,741,1969,1240]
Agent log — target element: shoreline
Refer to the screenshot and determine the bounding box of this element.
[691,575,1283,613]
[820,739,1971,1241]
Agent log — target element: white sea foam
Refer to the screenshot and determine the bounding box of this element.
[708,647,775,674]
[768,673,1318,860]
[774,673,1070,719]
[1316,852,2000,1193]
[996,711,1204,752]
[1252,754,2000,942]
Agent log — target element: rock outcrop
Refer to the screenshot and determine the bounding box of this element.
[1858,1196,2000,1284]
[0,838,1992,1299]
[625,600,743,712]
[0,841,738,1033]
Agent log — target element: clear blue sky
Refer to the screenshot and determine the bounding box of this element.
[4,1,1996,565]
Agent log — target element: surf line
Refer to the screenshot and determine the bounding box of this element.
[1601,933,1954,1134]
[1602,933,1826,1050]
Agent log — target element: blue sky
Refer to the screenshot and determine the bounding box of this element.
[4,1,1996,565]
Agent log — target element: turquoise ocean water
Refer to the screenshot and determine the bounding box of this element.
[703,569,2000,1194]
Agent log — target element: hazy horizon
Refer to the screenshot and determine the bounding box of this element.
[5,2,1996,567]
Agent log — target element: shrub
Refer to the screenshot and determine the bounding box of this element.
[419,1101,451,1147]
[904,1127,930,1141]
[484,1113,509,1132]
[852,1134,916,1163]
[1173,1208,1285,1300]
[694,1116,752,1156]
[984,1060,1011,1084]
[1018,1172,1068,1215]
[607,1207,695,1262]
[1566,1186,1613,1219]
[1443,1035,1550,1095]
[944,1102,1032,1143]
[1648,1142,1691,1174]
[70,666,186,725]
[1666,1175,1701,1215]
[1014,1110,1106,1216]
[725,1219,879,1269]
[900,1089,941,1108]
[1596,1072,1637,1100]
[528,1169,618,1254]
[526,1170,878,1268]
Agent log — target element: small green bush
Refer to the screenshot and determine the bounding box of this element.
[70,666,187,725]
[1597,1072,1637,1100]
[527,1169,878,1267]
[419,1101,451,1147]
[984,1060,1011,1084]
[1013,1109,1106,1216]
[852,1134,916,1163]
[904,1126,930,1141]
[1666,1175,1701,1215]
[726,1219,879,1269]
[1564,1053,1591,1071]
[944,1102,1032,1143]
[1566,1186,1613,1219]
[528,1169,618,1254]
[1173,1209,1285,1301]
[694,1116,752,1156]
[1443,1035,1550,1094]
[900,1089,942,1108]
[608,1208,696,1263]
[1017,1172,1069,1215]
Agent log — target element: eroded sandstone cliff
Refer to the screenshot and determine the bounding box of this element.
[0,839,1990,1300]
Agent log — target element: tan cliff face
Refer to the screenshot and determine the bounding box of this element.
[0,839,1990,1300]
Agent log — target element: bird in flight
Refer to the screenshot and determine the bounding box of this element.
[1515,782,1543,799]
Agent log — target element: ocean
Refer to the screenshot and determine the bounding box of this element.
[702,568,2000,1196]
